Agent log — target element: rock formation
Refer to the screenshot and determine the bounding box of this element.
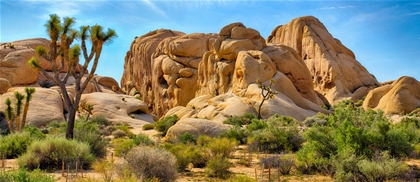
[0,38,151,127]
[267,16,379,105]
[363,76,420,115]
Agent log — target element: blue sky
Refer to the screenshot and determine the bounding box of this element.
[1,0,420,84]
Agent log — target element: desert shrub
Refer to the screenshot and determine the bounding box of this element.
[142,123,154,130]
[0,168,55,182]
[114,163,138,182]
[92,159,115,182]
[178,132,196,144]
[23,125,46,139]
[223,113,257,127]
[0,131,34,158]
[46,120,67,136]
[246,118,268,132]
[154,115,179,135]
[357,151,409,182]
[113,138,135,157]
[132,133,155,146]
[125,146,177,182]
[205,154,231,179]
[117,124,134,138]
[248,114,303,153]
[74,119,108,158]
[18,136,95,170]
[103,125,116,136]
[166,143,208,171]
[206,137,237,158]
[259,154,295,175]
[90,114,109,126]
[219,126,249,145]
[112,129,126,138]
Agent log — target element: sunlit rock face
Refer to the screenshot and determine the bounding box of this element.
[363,76,420,115]
[267,16,379,105]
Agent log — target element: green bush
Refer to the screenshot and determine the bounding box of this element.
[178,132,196,144]
[260,154,295,175]
[132,133,155,146]
[206,137,237,158]
[0,168,56,182]
[357,151,408,182]
[142,123,154,130]
[125,146,177,182]
[219,126,249,145]
[0,131,34,158]
[23,125,46,140]
[166,143,208,171]
[18,136,95,170]
[90,114,109,126]
[113,138,136,157]
[154,115,179,135]
[74,119,108,158]
[248,114,303,153]
[205,154,231,179]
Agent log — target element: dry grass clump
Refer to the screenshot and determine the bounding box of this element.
[125,146,177,182]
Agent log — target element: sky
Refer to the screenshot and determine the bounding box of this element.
[1,0,420,84]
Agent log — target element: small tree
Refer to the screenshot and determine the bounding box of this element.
[256,78,278,119]
[14,92,25,132]
[21,87,35,130]
[28,14,117,139]
[5,98,14,133]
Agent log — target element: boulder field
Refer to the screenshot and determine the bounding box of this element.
[1,16,419,140]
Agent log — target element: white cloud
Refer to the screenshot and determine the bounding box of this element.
[143,0,168,18]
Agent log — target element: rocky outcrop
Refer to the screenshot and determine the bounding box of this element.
[120,29,185,114]
[79,92,152,125]
[165,118,230,141]
[363,76,420,114]
[0,87,65,127]
[267,16,379,105]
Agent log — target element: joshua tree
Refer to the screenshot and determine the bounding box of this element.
[256,78,278,120]
[28,14,117,139]
[14,92,25,132]
[21,87,35,130]
[4,98,14,133]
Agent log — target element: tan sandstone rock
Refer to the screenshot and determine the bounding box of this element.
[0,87,65,127]
[363,76,420,114]
[267,16,378,104]
[79,92,152,125]
[0,48,39,85]
[165,118,230,141]
[0,78,11,94]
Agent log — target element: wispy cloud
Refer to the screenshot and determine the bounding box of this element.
[143,0,168,18]
[319,5,354,10]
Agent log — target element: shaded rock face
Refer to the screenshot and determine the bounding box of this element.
[267,16,379,105]
[363,76,420,114]
[120,29,186,115]
[0,78,11,94]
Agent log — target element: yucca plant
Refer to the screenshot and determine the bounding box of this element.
[4,98,14,133]
[21,87,35,130]
[14,92,25,132]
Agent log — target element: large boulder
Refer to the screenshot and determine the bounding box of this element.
[363,76,420,114]
[79,92,153,125]
[267,16,379,105]
[0,87,65,127]
[0,48,39,85]
[0,78,11,94]
[120,29,185,115]
[165,118,230,141]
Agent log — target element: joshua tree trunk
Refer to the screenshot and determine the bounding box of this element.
[21,104,29,131]
[15,116,20,132]
[7,119,14,134]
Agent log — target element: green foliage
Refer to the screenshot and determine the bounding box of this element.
[125,146,177,182]
[142,123,154,130]
[23,125,46,140]
[206,137,237,158]
[357,151,408,182]
[90,114,109,126]
[178,132,196,144]
[165,143,208,171]
[132,133,155,146]
[0,168,56,182]
[112,138,135,157]
[205,154,231,179]
[18,136,95,171]
[297,100,418,179]
[0,131,34,158]
[248,114,304,153]
[154,115,179,135]
[74,119,108,158]
[219,126,249,145]
[256,78,278,119]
